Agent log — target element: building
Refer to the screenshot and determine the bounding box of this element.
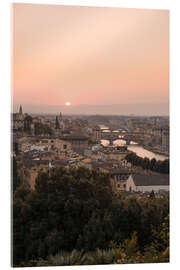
[55,112,65,131]
[162,129,169,152]
[110,169,132,192]
[19,137,72,154]
[108,146,129,161]
[59,134,89,153]
[92,127,102,141]
[12,105,24,131]
[126,174,169,193]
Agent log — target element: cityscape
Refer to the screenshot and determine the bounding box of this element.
[12,3,169,267]
[12,106,169,266]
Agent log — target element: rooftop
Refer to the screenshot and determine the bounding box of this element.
[60,134,89,140]
[133,174,169,186]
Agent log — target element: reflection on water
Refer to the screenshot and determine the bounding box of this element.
[127,145,167,161]
[102,130,110,133]
[113,139,126,146]
[100,139,167,161]
[99,125,109,130]
[101,139,109,147]
[101,139,127,147]
[130,141,138,145]
[99,125,168,161]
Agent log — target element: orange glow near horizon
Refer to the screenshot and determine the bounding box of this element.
[65,101,71,106]
[12,4,169,114]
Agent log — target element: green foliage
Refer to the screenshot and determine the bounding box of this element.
[30,233,169,267]
[13,166,169,266]
[125,152,169,174]
[151,215,169,252]
[84,248,119,265]
[123,232,138,257]
[12,157,21,192]
[150,190,155,199]
[48,250,86,266]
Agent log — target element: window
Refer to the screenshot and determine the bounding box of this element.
[63,144,67,149]
[123,184,126,188]
[117,184,120,188]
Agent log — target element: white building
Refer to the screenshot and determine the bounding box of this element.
[126,174,169,193]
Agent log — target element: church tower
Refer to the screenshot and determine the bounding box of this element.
[59,112,62,122]
[55,116,60,129]
[19,104,23,115]
[59,112,65,131]
[18,104,24,121]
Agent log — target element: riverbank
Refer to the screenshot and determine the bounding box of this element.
[142,145,169,159]
[99,125,168,161]
[127,144,167,161]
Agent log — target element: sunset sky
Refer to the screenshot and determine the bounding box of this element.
[12,3,169,114]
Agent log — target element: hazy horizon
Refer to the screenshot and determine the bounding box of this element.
[13,4,169,115]
[13,102,169,116]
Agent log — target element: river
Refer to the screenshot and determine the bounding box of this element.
[127,144,168,161]
[99,125,168,161]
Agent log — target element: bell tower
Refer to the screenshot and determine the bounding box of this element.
[59,112,62,122]
[19,104,23,115]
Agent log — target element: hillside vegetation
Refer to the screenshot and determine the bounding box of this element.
[13,166,169,266]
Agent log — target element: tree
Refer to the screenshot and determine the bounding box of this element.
[150,158,156,171]
[13,166,169,266]
[149,190,155,199]
[125,153,169,174]
[12,157,20,192]
[142,157,150,170]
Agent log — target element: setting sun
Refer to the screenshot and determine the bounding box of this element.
[65,101,71,106]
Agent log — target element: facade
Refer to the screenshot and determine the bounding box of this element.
[13,105,25,131]
[55,112,65,131]
[108,148,129,161]
[92,127,102,141]
[18,136,72,153]
[162,129,169,152]
[126,174,169,193]
[60,134,88,152]
[110,169,132,192]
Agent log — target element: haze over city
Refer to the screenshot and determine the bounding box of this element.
[13,4,169,115]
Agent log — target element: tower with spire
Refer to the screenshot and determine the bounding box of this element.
[18,104,24,121]
[55,116,60,129]
[59,112,65,130]
[59,112,62,121]
[55,112,65,131]
[19,104,23,115]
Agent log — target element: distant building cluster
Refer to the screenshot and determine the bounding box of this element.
[12,105,24,130]
[124,117,169,154]
[12,105,169,196]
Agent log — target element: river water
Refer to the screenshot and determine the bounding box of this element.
[99,125,168,161]
[127,144,167,161]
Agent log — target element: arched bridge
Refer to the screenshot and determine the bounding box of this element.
[100,129,145,145]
